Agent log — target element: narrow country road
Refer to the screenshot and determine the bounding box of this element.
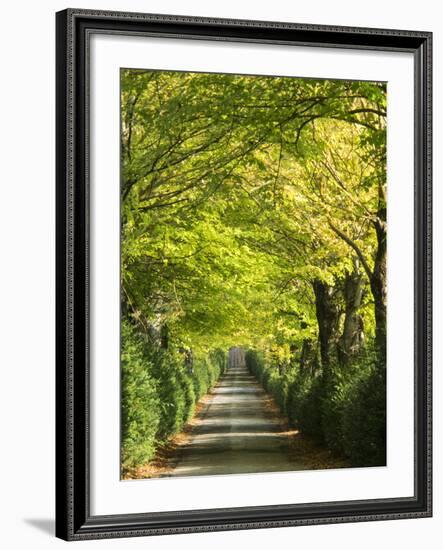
[168,363,306,477]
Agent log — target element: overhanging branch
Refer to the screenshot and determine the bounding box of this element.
[328,220,373,281]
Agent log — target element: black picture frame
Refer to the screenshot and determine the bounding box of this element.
[55,8,432,541]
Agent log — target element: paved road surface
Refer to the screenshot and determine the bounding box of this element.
[169,364,305,477]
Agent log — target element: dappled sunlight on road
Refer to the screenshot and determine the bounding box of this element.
[167,364,307,477]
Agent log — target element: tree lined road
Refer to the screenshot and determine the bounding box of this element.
[121,70,387,475]
[169,364,305,477]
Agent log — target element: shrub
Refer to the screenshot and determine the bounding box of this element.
[320,367,350,453]
[177,366,196,424]
[320,349,386,465]
[121,321,160,470]
[296,374,325,441]
[341,365,386,466]
[248,344,386,467]
[122,322,226,446]
[286,371,306,429]
[267,371,294,414]
[247,350,296,416]
[192,360,209,400]
[149,349,194,438]
[209,348,226,379]
[193,349,226,398]
[287,370,324,440]
[121,321,227,471]
[245,349,265,381]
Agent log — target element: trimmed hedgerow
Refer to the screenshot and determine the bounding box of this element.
[340,363,386,466]
[247,346,386,467]
[121,319,226,473]
[121,321,160,471]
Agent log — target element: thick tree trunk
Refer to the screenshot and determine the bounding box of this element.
[370,219,387,360]
[329,182,387,363]
[313,280,341,371]
[298,321,317,374]
[338,268,365,366]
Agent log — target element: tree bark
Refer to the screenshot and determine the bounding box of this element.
[160,324,169,350]
[371,218,387,359]
[297,321,318,374]
[313,280,341,371]
[338,267,365,366]
[329,201,386,362]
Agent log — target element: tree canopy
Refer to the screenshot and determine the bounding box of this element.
[120,69,387,474]
[121,69,386,362]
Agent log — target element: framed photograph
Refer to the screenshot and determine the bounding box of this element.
[55,8,432,541]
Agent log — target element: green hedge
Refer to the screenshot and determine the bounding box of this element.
[121,320,226,473]
[193,350,225,400]
[340,364,386,466]
[288,373,325,442]
[121,322,161,470]
[246,347,386,467]
[319,350,386,466]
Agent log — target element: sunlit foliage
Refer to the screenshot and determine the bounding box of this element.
[120,69,387,472]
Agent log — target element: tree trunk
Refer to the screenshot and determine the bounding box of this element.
[338,267,365,366]
[298,321,317,374]
[313,280,341,371]
[370,219,387,360]
[160,323,169,349]
[328,180,387,362]
[289,343,298,370]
